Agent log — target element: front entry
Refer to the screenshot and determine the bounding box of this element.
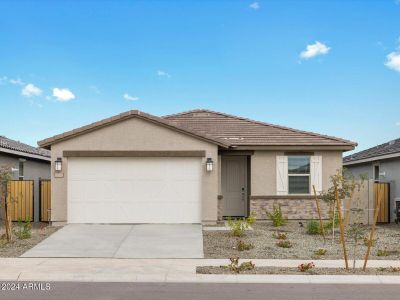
[221,156,247,217]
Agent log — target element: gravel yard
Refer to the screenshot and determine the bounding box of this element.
[203,221,400,260]
[196,266,400,275]
[0,223,60,257]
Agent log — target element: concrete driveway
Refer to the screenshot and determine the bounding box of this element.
[21,224,204,258]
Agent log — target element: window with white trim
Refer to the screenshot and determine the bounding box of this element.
[288,156,310,194]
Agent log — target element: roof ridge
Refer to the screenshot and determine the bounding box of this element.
[38,109,230,148]
[164,109,357,146]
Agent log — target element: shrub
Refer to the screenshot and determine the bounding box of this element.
[377,247,389,257]
[13,218,32,240]
[276,240,292,248]
[306,220,320,235]
[298,262,315,272]
[314,248,327,256]
[272,232,287,240]
[228,257,255,273]
[227,218,248,237]
[237,239,254,251]
[266,204,286,227]
[227,214,256,237]
[324,213,339,230]
[246,212,257,226]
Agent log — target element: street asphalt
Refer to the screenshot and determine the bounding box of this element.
[0,282,399,300]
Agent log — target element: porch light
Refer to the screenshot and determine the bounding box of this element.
[55,157,62,172]
[206,158,213,172]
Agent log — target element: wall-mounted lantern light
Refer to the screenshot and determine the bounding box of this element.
[206,158,214,172]
[55,157,62,172]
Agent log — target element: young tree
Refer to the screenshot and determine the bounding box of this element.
[0,165,13,241]
[320,169,366,270]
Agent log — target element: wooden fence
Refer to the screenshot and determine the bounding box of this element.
[374,182,390,223]
[40,180,51,222]
[7,180,34,222]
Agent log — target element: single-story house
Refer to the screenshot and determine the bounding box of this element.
[0,135,51,222]
[344,138,400,223]
[38,109,356,225]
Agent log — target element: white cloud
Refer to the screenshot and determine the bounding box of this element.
[249,2,260,10]
[52,88,75,102]
[157,70,171,78]
[21,83,42,97]
[385,52,400,72]
[300,41,331,60]
[123,93,139,101]
[9,78,24,86]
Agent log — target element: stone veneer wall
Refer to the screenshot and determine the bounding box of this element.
[250,197,331,220]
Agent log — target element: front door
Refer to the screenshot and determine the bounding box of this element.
[222,156,247,217]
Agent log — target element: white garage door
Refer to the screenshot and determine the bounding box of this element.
[67,157,202,223]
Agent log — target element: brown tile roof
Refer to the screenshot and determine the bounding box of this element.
[0,135,50,159]
[38,110,230,149]
[343,138,400,164]
[38,109,356,150]
[163,109,356,148]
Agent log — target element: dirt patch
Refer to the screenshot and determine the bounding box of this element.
[203,221,400,260]
[196,266,400,275]
[0,223,60,257]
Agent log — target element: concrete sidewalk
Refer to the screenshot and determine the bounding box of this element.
[1,258,400,284]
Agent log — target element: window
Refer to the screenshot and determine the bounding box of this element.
[374,164,380,182]
[18,159,25,180]
[288,156,310,194]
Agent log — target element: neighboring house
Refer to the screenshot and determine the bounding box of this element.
[344,138,400,223]
[38,109,356,225]
[0,136,51,222]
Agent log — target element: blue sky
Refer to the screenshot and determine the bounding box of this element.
[1,0,399,154]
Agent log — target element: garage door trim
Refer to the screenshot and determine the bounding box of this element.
[63,150,206,157]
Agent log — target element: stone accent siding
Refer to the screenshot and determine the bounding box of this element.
[250,197,330,220]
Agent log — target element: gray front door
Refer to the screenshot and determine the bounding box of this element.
[222,156,247,217]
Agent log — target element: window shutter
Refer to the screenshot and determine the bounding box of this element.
[276,156,288,195]
[310,156,322,193]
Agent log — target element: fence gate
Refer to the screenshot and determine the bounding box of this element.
[374,182,390,223]
[7,180,34,222]
[40,180,51,222]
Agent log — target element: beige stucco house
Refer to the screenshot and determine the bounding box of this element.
[38,109,356,225]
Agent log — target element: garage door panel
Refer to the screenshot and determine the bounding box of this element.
[67,157,202,223]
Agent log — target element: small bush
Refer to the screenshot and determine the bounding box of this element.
[377,247,389,257]
[324,213,339,230]
[227,213,256,237]
[276,240,292,248]
[237,239,254,251]
[266,204,286,227]
[228,257,255,273]
[246,212,257,226]
[227,218,248,237]
[306,220,320,235]
[298,262,315,272]
[13,218,32,240]
[272,232,287,240]
[314,248,327,256]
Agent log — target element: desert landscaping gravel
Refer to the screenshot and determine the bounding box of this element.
[196,266,400,275]
[203,221,400,260]
[0,223,60,257]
